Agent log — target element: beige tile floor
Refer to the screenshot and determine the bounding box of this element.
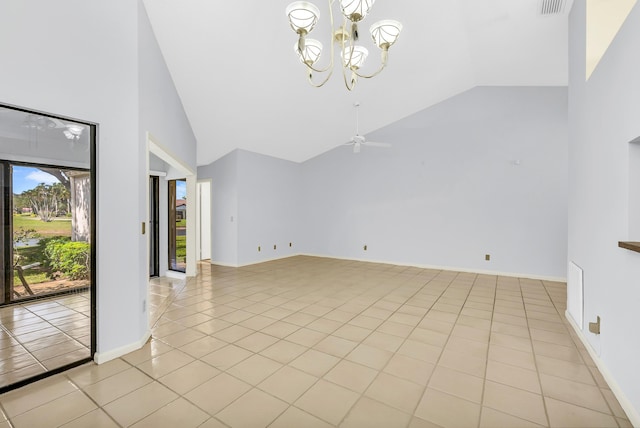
[0,292,91,388]
[0,256,632,427]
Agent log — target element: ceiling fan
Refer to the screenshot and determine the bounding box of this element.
[344,102,391,153]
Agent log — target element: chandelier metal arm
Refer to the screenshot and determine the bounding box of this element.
[339,25,357,90]
[352,47,388,79]
[341,62,357,91]
[307,65,335,87]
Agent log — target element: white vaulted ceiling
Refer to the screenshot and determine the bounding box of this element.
[142,0,573,165]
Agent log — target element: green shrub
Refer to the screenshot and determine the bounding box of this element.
[44,238,90,280]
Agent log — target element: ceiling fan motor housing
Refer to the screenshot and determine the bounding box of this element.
[352,135,366,144]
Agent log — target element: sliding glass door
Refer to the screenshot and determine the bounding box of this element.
[0,104,95,392]
[0,164,6,305]
[149,176,159,277]
[168,179,186,272]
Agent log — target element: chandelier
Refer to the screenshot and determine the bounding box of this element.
[286,0,402,90]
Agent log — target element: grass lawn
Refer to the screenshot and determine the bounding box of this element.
[13,214,71,236]
[14,270,48,285]
[176,235,186,263]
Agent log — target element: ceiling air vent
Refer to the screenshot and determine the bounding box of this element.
[540,0,566,15]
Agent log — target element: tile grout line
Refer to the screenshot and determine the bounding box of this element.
[63,373,125,428]
[332,270,447,428]
[476,273,498,428]
[399,270,478,426]
[520,277,552,428]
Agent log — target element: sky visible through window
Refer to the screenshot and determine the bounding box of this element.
[14,166,186,200]
[176,180,186,200]
[12,166,59,194]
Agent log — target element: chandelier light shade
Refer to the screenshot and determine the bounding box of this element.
[295,38,323,66]
[286,2,321,35]
[339,0,375,22]
[342,45,368,69]
[370,19,403,49]
[285,0,402,90]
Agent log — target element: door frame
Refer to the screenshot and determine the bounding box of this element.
[146,133,195,278]
[149,175,160,277]
[196,179,212,261]
[0,102,97,393]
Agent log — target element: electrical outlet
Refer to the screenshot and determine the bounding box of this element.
[485,254,490,261]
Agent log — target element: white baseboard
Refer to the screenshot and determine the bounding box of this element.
[299,253,567,283]
[94,330,151,365]
[211,253,299,268]
[211,253,566,282]
[165,270,186,280]
[210,260,238,267]
[565,312,640,426]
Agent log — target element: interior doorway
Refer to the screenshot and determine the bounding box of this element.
[146,134,196,279]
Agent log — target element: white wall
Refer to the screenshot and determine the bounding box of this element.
[0,0,198,361]
[568,1,640,421]
[198,151,239,266]
[236,150,301,265]
[138,3,197,173]
[198,150,302,267]
[302,86,568,280]
[139,0,197,281]
[199,87,567,280]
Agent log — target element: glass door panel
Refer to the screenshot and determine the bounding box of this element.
[0,164,5,305]
[168,179,186,272]
[11,165,90,301]
[149,176,159,277]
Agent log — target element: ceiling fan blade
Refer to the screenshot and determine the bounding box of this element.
[364,141,392,148]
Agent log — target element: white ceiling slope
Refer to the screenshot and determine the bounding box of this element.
[142,0,572,165]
